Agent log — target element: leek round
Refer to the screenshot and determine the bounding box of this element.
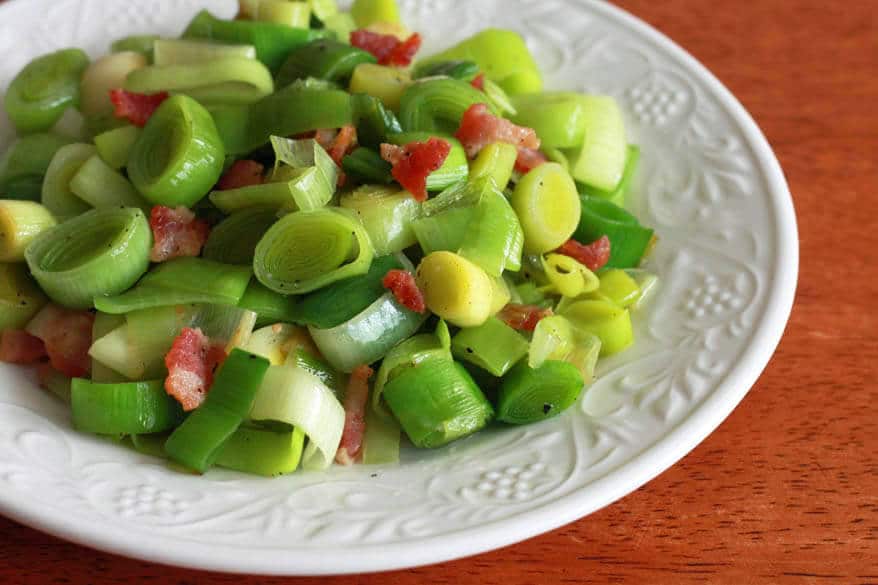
[40,143,95,219]
[254,208,374,295]
[128,95,225,207]
[496,360,584,425]
[125,58,275,105]
[24,207,151,309]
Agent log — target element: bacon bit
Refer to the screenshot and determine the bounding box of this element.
[471,73,486,91]
[109,89,169,127]
[164,327,226,412]
[497,304,554,332]
[0,330,47,365]
[335,364,374,466]
[382,269,426,313]
[557,236,612,272]
[380,138,451,202]
[515,147,549,174]
[217,159,265,191]
[26,305,95,378]
[350,30,422,67]
[328,125,358,167]
[455,103,541,159]
[149,206,210,263]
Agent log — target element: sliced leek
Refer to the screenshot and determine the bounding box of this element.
[0,200,57,262]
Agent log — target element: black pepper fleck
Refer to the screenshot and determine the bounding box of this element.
[542,403,552,414]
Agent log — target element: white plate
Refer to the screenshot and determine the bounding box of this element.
[0,0,798,575]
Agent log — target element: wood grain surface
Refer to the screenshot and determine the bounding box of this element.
[1,0,876,583]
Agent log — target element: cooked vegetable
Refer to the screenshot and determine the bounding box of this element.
[512,162,581,254]
[0,264,47,331]
[451,317,529,377]
[496,360,584,424]
[4,49,90,133]
[416,251,494,328]
[71,378,183,435]
[0,200,57,262]
[0,133,74,202]
[575,196,655,268]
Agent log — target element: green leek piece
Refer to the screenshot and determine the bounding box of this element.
[254,208,374,295]
[398,78,497,134]
[79,52,148,118]
[383,356,494,448]
[88,323,163,381]
[515,281,549,306]
[0,200,57,262]
[244,323,314,365]
[276,39,376,87]
[309,292,427,373]
[349,64,411,111]
[125,58,275,105]
[94,125,142,170]
[111,35,161,61]
[94,258,252,314]
[71,378,183,435]
[339,185,419,255]
[416,251,495,328]
[286,347,341,391]
[566,96,628,191]
[203,207,278,265]
[51,106,86,141]
[415,60,480,82]
[211,85,354,155]
[164,349,270,473]
[416,29,542,95]
[510,92,587,149]
[0,264,47,331]
[307,0,339,21]
[269,136,338,209]
[25,208,151,309]
[322,12,357,42]
[411,206,473,255]
[216,425,306,476]
[575,196,654,269]
[128,95,225,207]
[182,10,329,73]
[542,253,600,298]
[362,404,401,464]
[4,49,90,133]
[350,93,403,149]
[91,312,127,383]
[0,133,75,201]
[210,179,313,214]
[562,299,633,356]
[296,254,403,328]
[351,0,400,26]
[387,132,469,192]
[372,328,451,413]
[457,184,523,276]
[451,317,529,377]
[469,142,518,189]
[578,145,640,208]
[512,162,581,254]
[496,360,584,424]
[250,364,345,470]
[587,268,641,308]
[342,148,394,185]
[482,78,517,116]
[625,269,659,312]
[129,433,168,457]
[529,314,601,381]
[153,39,257,66]
[40,143,95,218]
[254,0,311,27]
[69,155,150,210]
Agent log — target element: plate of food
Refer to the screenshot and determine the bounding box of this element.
[0,0,797,575]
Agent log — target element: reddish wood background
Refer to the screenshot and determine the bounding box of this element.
[1,0,876,583]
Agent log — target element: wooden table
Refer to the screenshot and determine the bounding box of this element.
[2,1,876,583]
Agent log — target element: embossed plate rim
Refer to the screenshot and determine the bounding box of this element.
[0,0,798,574]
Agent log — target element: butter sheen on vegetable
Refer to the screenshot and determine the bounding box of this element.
[0,0,657,477]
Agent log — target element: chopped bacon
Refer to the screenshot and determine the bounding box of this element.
[382,269,426,313]
[380,138,451,202]
[0,330,47,365]
[335,364,374,466]
[164,327,226,412]
[455,103,541,159]
[515,147,549,174]
[557,236,612,272]
[327,125,358,167]
[497,304,553,332]
[26,305,94,378]
[350,30,422,67]
[149,205,210,263]
[217,159,265,191]
[109,89,169,127]
[471,73,486,91]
